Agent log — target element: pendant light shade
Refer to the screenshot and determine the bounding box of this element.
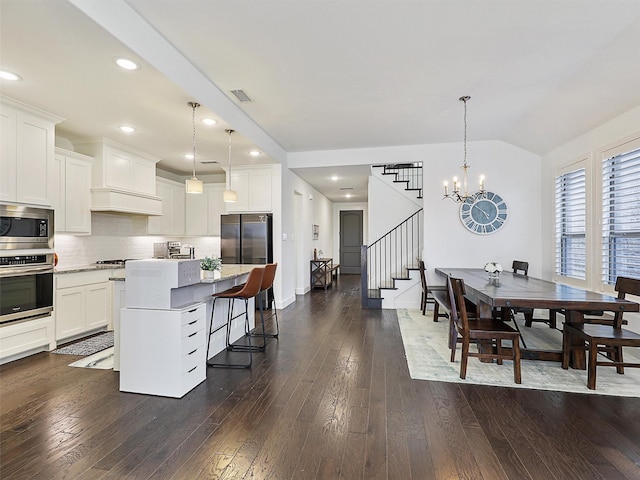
[185,101,203,194]
[224,128,237,203]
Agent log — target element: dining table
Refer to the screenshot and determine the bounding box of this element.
[435,267,639,369]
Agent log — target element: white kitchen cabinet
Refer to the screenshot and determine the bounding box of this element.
[148,178,185,235]
[225,166,273,213]
[73,138,162,215]
[120,303,206,398]
[52,148,92,234]
[185,183,225,236]
[207,184,225,235]
[55,270,111,342]
[0,97,62,205]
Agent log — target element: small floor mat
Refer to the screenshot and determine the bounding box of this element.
[52,331,114,356]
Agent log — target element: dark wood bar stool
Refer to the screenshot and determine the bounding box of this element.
[206,267,265,369]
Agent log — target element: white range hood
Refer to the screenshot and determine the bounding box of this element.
[73,138,162,216]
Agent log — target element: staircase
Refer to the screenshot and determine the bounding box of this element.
[372,162,423,199]
[361,208,423,308]
[362,162,424,309]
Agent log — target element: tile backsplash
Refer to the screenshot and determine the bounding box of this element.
[54,212,220,268]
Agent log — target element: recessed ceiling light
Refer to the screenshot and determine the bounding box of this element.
[118,125,136,133]
[184,153,194,160]
[201,118,216,126]
[0,70,21,81]
[115,58,139,70]
[249,150,261,157]
[345,193,353,199]
[331,176,339,181]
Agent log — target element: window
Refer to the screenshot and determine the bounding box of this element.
[602,147,640,286]
[555,168,586,279]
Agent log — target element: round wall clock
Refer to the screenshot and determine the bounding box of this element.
[459,191,508,235]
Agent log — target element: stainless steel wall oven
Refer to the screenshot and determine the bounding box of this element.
[0,253,54,325]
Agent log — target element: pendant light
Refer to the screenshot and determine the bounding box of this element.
[223,128,237,203]
[185,101,204,194]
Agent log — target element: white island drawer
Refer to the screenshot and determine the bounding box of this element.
[120,302,206,398]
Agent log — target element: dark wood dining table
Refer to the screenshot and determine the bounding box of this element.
[435,267,639,369]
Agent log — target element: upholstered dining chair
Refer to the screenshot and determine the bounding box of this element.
[448,275,522,384]
[562,276,640,390]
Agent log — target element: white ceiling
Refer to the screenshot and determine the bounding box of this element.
[1,0,639,202]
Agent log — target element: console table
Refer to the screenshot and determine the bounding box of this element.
[310,258,333,290]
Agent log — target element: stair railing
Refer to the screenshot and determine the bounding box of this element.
[361,208,423,307]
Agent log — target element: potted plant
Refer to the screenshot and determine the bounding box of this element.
[201,255,222,280]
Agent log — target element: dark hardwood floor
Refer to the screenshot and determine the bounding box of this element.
[2,274,640,479]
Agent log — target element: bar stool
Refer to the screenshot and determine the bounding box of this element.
[250,263,279,340]
[206,267,265,369]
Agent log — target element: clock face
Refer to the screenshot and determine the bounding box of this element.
[459,191,508,235]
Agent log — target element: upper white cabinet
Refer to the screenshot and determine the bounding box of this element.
[185,184,225,236]
[225,166,273,213]
[148,178,186,235]
[73,138,162,215]
[0,97,62,206]
[52,148,93,234]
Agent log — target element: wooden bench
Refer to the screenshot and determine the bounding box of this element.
[431,288,451,322]
[331,264,340,279]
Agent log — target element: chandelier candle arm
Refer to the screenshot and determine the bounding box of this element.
[442,95,486,203]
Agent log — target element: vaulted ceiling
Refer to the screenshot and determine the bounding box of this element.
[2,0,639,201]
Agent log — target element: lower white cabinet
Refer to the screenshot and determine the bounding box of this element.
[120,303,206,398]
[55,271,111,341]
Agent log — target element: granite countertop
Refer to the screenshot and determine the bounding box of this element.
[55,264,126,275]
[100,264,258,283]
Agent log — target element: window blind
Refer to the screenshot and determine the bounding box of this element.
[555,168,586,279]
[602,147,640,285]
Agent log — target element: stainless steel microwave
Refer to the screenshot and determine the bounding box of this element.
[0,204,54,250]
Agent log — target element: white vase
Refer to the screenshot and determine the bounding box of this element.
[202,270,215,280]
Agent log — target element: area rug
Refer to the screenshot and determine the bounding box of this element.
[52,331,114,356]
[397,309,640,397]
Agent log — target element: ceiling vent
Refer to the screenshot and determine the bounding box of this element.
[340,187,354,190]
[231,89,253,102]
[199,160,219,164]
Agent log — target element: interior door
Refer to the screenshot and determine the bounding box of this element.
[340,210,363,274]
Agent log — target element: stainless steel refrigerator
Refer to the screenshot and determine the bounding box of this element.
[221,213,273,265]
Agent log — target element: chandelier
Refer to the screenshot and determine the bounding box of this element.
[443,95,485,203]
[223,129,237,203]
[185,102,204,194]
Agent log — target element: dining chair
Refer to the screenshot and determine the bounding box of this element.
[511,260,557,329]
[562,276,640,390]
[448,275,522,384]
[418,260,447,318]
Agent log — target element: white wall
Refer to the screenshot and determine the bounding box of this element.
[279,168,334,307]
[368,175,421,242]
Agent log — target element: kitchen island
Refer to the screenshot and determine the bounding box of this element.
[118,263,258,397]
